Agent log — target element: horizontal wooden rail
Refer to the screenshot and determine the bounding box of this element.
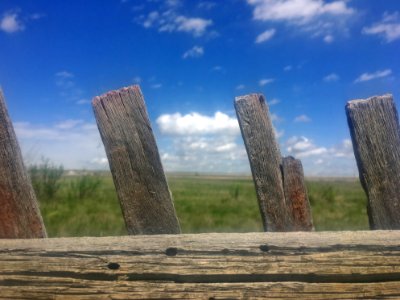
[1,231,400,298]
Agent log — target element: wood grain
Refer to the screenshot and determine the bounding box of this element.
[0,90,46,238]
[346,94,400,229]
[1,231,400,298]
[282,156,314,231]
[92,85,180,235]
[235,94,291,231]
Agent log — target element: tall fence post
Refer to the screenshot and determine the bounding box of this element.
[0,90,47,238]
[235,94,291,231]
[92,85,180,235]
[282,156,314,231]
[346,94,400,229]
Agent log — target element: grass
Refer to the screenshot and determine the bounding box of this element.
[35,173,369,237]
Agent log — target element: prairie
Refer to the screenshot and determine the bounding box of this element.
[35,172,369,237]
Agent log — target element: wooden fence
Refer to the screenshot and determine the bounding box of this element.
[0,86,400,298]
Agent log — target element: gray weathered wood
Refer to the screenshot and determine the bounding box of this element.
[235,94,291,231]
[346,94,400,229]
[92,85,180,235]
[0,90,46,238]
[282,156,314,231]
[1,231,400,298]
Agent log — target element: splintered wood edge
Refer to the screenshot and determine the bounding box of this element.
[92,85,141,105]
[346,94,393,108]
[235,93,264,103]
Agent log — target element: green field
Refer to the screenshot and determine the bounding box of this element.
[35,172,369,237]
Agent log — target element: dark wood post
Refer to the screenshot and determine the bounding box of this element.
[282,156,313,231]
[0,90,47,238]
[235,94,291,231]
[92,85,180,235]
[346,94,400,229]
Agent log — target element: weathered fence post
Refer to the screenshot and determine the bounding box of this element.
[92,85,180,234]
[235,94,291,231]
[0,90,47,238]
[346,94,400,229]
[282,156,314,231]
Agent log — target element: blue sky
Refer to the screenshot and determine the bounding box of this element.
[0,0,399,176]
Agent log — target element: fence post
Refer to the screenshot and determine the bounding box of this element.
[92,85,180,235]
[346,94,400,229]
[235,94,291,231]
[0,90,47,238]
[282,156,314,231]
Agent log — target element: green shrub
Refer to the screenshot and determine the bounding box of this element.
[68,174,102,200]
[29,158,64,200]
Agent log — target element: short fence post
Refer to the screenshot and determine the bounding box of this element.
[282,156,314,231]
[0,90,47,238]
[346,94,400,229]
[235,94,292,231]
[92,85,180,235]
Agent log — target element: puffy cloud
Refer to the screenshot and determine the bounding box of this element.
[255,28,276,43]
[284,136,356,176]
[363,12,400,43]
[354,69,392,83]
[182,46,204,59]
[247,0,354,23]
[236,84,245,90]
[286,136,327,158]
[247,0,355,42]
[156,111,240,136]
[0,12,24,33]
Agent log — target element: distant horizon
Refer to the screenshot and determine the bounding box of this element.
[1,0,399,177]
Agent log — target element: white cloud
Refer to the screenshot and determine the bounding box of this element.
[139,5,213,37]
[268,98,280,105]
[324,34,334,43]
[255,28,276,43]
[247,0,355,42]
[248,0,354,23]
[55,71,85,102]
[15,121,107,169]
[354,69,392,83]
[156,111,240,136]
[156,111,250,173]
[174,16,212,36]
[236,84,245,90]
[363,12,400,43]
[182,46,204,59]
[55,119,84,130]
[0,12,24,33]
[294,114,311,122]
[259,78,275,86]
[286,136,327,158]
[283,136,356,176]
[323,73,339,82]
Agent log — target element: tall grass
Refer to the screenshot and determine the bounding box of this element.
[30,165,369,236]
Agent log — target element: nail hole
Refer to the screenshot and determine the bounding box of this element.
[166,247,178,256]
[259,245,269,252]
[107,262,120,270]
